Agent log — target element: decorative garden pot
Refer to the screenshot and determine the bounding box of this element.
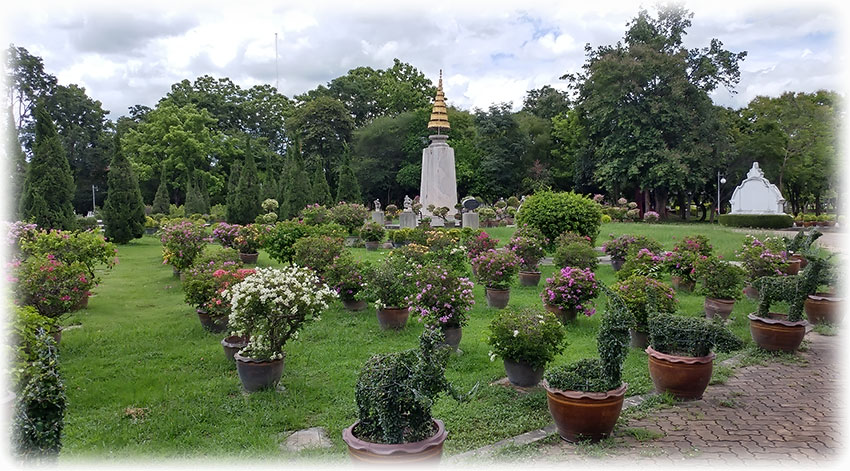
[646,346,715,400]
[342,419,447,463]
[71,295,89,311]
[364,241,380,251]
[221,335,249,363]
[545,304,577,324]
[485,288,510,309]
[791,253,808,269]
[804,293,843,325]
[234,352,285,392]
[704,297,735,320]
[518,271,541,287]
[670,275,695,292]
[239,251,259,264]
[342,298,367,312]
[783,258,801,275]
[376,307,410,330]
[441,326,462,350]
[503,358,544,387]
[544,382,627,442]
[197,309,228,333]
[629,328,649,349]
[611,257,625,272]
[344,236,360,247]
[748,313,807,352]
[743,285,759,300]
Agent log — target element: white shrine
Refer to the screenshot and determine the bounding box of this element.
[729,162,787,215]
[419,70,458,226]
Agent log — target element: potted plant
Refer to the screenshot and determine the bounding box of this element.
[505,234,547,286]
[614,275,677,348]
[737,235,789,299]
[329,202,369,245]
[553,239,598,271]
[601,234,662,271]
[292,235,344,281]
[388,228,412,248]
[783,228,822,270]
[426,204,452,227]
[466,231,498,262]
[359,221,386,251]
[182,249,242,332]
[224,266,336,391]
[202,266,255,342]
[212,222,241,249]
[695,257,746,320]
[543,285,631,442]
[642,211,660,223]
[487,307,566,386]
[233,224,267,264]
[471,249,520,309]
[160,220,207,276]
[144,216,159,235]
[406,264,475,350]
[300,203,329,226]
[541,266,598,323]
[324,251,369,312]
[342,329,467,463]
[362,254,414,330]
[616,248,665,281]
[662,235,713,292]
[478,207,496,227]
[646,312,743,399]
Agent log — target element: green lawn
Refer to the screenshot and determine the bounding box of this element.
[58,223,768,460]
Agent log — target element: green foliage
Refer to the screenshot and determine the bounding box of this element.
[516,191,602,245]
[323,251,368,301]
[151,164,170,214]
[358,221,385,242]
[6,106,28,215]
[752,255,830,322]
[553,241,599,271]
[648,312,743,357]
[614,275,677,328]
[181,249,242,309]
[471,249,520,290]
[505,234,546,271]
[159,220,207,271]
[617,248,664,281]
[336,152,362,204]
[718,214,794,229]
[229,147,261,224]
[310,165,333,206]
[487,307,565,370]
[14,253,94,319]
[361,253,413,308]
[695,257,745,300]
[292,235,344,279]
[783,228,822,254]
[224,161,241,223]
[103,135,146,244]
[545,358,610,392]
[300,204,329,226]
[328,202,369,235]
[19,227,117,282]
[283,149,313,220]
[183,175,206,216]
[262,219,313,264]
[601,234,663,260]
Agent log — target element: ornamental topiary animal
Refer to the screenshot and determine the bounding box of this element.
[752,253,830,322]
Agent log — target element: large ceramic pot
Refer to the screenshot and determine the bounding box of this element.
[221,335,249,363]
[342,298,368,312]
[239,251,259,264]
[646,347,715,400]
[342,419,447,463]
[611,257,625,272]
[804,293,843,325]
[197,309,228,333]
[743,285,759,300]
[545,382,627,442]
[503,358,544,387]
[364,241,380,251]
[791,253,808,269]
[670,275,695,292]
[234,352,285,392]
[518,271,541,287]
[441,326,462,350]
[485,288,510,309]
[748,313,807,352]
[629,328,649,349]
[376,307,409,330]
[545,304,577,324]
[783,259,801,275]
[704,297,735,320]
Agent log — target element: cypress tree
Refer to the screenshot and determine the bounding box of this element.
[151,164,170,214]
[277,158,291,220]
[5,106,27,219]
[225,161,241,223]
[285,147,312,218]
[103,133,145,243]
[184,174,205,216]
[335,152,362,204]
[20,103,76,230]
[231,141,261,224]
[196,172,211,214]
[310,161,333,207]
[262,172,279,202]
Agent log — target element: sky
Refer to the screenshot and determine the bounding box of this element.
[1,0,847,119]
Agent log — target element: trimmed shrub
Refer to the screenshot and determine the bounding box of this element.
[648,312,743,357]
[718,214,794,229]
[516,191,602,245]
[292,235,344,279]
[487,307,565,369]
[553,241,598,271]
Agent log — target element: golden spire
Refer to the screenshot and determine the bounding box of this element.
[427,69,450,133]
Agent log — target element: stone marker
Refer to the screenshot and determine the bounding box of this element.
[371,211,385,225]
[462,212,479,229]
[282,427,333,452]
[399,211,417,229]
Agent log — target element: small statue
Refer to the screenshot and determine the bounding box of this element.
[403,195,413,211]
[374,199,381,212]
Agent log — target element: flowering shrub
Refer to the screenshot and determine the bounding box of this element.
[204,267,256,318]
[617,248,665,281]
[359,221,385,242]
[601,234,662,260]
[160,221,207,271]
[234,224,269,253]
[300,204,329,226]
[182,249,242,309]
[329,202,369,234]
[466,231,498,259]
[695,256,746,300]
[487,308,565,369]
[553,242,598,271]
[212,222,241,249]
[737,235,789,282]
[385,204,400,219]
[362,253,414,309]
[19,228,118,284]
[506,235,546,272]
[14,254,93,318]
[292,235,344,279]
[672,235,713,257]
[643,211,660,223]
[661,235,714,283]
[323,252,368,301]
[471,249,520,289]
[225,266,336,361]
[425,230,460,251]
[614,275,677,328]
[554,231,591,248]
[542,266,599,316]
[4,221,39,254]
[406,264,475,328]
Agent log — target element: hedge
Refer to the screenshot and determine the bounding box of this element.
[718,214,794,229]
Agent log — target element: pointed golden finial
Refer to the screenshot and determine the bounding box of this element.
[427,69,450,133]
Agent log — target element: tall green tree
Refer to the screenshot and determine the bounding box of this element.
[472,103,529,200]
[103,133,145,243]
[310,162,333,206]
[151,164,170,214]
[522,85,570,120]
[335,149,362,204]
[283,147,312,218]
[5,106,28,217]
[225,160,242,223]
[19,103,76,230]
[184,174,206,216]
[287,96,355,191]
[5,45,58,151]
[229,143,261,224]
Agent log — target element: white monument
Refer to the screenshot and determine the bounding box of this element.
[729,162,787,214]
[419,70,457,227]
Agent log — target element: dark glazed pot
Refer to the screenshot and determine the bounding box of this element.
[646,346,715,400]
[805,293,843,325]
[234,352,285,392]
[485,288,510,309]
[704,297,735,320]
[545,304,577,324]
[364,241,380,251]
[342,298,368,311]
[197,309,228,333]
[172,267,181,278]
[238,251,259,264]
[748,313,807,352]
[629,328,649,349]
[670,275,695,292]
[545,382,627,442]
[518,271,541,287]
[221,335,249,363]
[503,358,544,387]
[376,307,409,330]
[145,227,157,235]
[611,257,625,272]
[342,419,447,463]
[441,326,462,350]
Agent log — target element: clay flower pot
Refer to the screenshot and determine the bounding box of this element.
[646,347,715,400]
[364,241,380,251]
[704,297,735,320]
[503,358,544,387]
[376,307,410,330]
[234,352,285,392]
[748,313,807,352]
[804,293,843,325]
[545,382,627,442]
[440,326,462,351]
[238,251,259,264]
[790,253,808,269]
[783,258,801,275]
[670,275,695,292]
[545,304,577,324]
[485,288,510,309]
[518,271,541,287]
[221,335,249,363]
[342,419,447,463]
[629,328,649,349]
[611,257,625,272]
[342,298,368,312]
[71,294,89,312]
[197,309,228,333]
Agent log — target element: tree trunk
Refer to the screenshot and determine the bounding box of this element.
[643,190,651,213]
[709,201,716,223]
[654,190,668,220]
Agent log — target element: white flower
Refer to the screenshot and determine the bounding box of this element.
[513,330,519,337]
[488,351,497,362]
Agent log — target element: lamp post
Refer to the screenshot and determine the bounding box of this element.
[716,171,727,216]
[92,185,97,214]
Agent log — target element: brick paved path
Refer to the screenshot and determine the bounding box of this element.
[529,332,843,464]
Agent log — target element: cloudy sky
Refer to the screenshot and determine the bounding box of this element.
[2,0,846,119]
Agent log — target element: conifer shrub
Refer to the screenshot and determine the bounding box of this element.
[103,136,146,244]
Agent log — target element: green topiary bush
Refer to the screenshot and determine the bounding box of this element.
[487,307,565,369]
[718,214,794,229]
[516,191,603,246]
[648,312,743,357]
[553,241,599,271]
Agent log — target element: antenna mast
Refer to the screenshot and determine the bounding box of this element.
[275,33,279,91]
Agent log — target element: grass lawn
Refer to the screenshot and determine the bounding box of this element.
[58,222,771,460]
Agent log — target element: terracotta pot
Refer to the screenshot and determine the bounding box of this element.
[783,258,801,275]
[743,285,759,300]
[791,253,808,269]
[611,257,625,272]
[342,419,447,463]
[503,358,544,387]
[670,275,695,292]
[545,304,577,324]
[704,297,735,320]
[342,298,368,312]
[545,382,627,442]
[234,353,285,392]
[221,335,249,363]
[364,241,380,251]
[646,346,715,400]
[518,271,541,287]
[238,251,259,264]
[485,288,510,309]
[71,295,89,312]
[629,328,649,349]
[197,309,228,333]
[376,307,409,330]
[441,326,462,350]
[748,313,807,352]
[805,293,843,325]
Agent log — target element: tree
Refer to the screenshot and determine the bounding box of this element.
[310,161,333,206]
[283,147,312,218]
[5,106,27,217]
[225,161,242,223]
[5,45,58,151]
[472,103,529,200]
[103,133,145,243]
[184,174,206,216]
[20,103,76,230]
[151,164,170,214]
[287,96,355,192]
[229,143,261,224]
[335,149,362,204]
[522,85,570,120]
